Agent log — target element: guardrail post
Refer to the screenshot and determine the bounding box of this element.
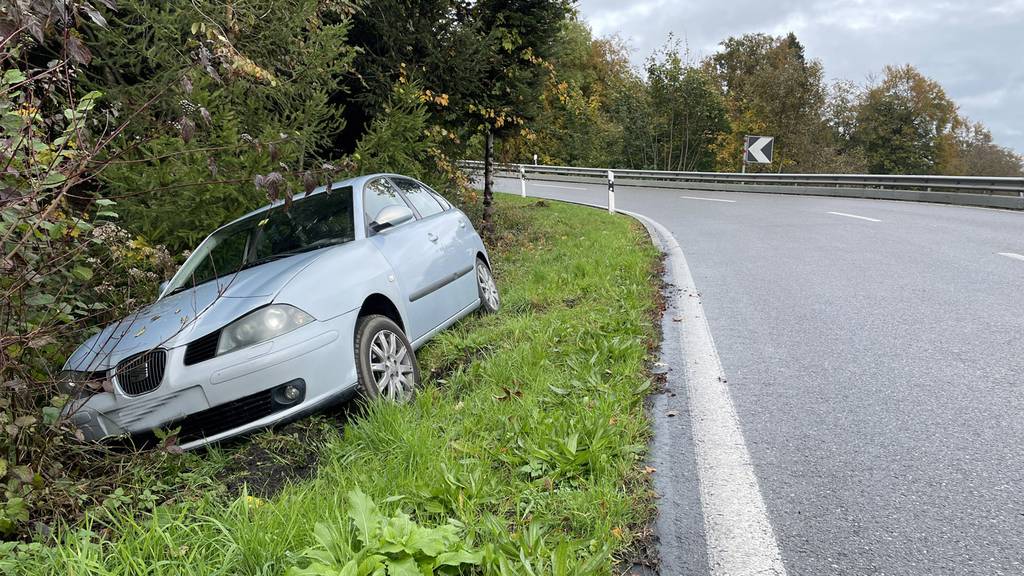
[607,170,616,214]
[519,164,527,198]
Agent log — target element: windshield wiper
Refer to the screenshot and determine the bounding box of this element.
[285,237,349,253]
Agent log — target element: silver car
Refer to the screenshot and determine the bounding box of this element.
[60,174,500,449]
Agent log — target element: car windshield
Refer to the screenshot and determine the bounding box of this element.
[165,186,355,295]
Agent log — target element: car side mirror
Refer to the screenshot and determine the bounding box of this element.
[370,205,415,232]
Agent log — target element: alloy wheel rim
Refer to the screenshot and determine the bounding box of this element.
[477,263,499,310]
[368,329,415,401]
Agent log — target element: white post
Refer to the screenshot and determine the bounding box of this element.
[533,154,538,166]
[607,170,616,214]
[519,164,527,198]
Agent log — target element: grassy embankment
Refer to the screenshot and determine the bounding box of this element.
[6,194,661,575]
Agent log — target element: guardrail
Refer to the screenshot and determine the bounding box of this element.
[459,160,1024,211]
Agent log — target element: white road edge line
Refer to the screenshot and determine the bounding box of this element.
[827,211,881,222]
[998,252,1024,262]
[531,183,588,191]
[680,196,737,203]
[629,211,788,576]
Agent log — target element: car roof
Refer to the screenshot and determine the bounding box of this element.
[216,172,410,232]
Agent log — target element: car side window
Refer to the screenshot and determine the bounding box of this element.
[416,181,452,210]
[391,178,444,218]
[429,190,452,210]
[364,178,411,230]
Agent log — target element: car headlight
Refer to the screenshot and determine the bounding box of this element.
[216,304,314,356]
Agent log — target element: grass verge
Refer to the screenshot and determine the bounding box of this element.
[3,194,661,575]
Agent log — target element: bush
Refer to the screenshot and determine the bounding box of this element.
[0,24,180,539]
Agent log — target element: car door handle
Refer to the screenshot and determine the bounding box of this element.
[427,232,439,243]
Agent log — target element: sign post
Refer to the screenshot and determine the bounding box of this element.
[519,164,527,198]
[743,135,774,170]
[607,170,616,214]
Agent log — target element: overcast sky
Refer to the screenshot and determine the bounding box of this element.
[577,0,1024,154]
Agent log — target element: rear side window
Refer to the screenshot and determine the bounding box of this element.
[429,190,452,210]
[391,178,444,218]
[364,178,410,227]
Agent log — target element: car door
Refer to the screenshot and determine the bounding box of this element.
[388,177,476,323]
[421,182,479,306]
[363,177,453,343]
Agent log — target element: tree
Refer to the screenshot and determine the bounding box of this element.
[645,38,728,171]
[955,121,1024,177]
[337,0,484,153]
[707,32,833,172]
[821,79,869,173]
[851,64,961,175]
[506,20,632,168]
[469,0,571,232]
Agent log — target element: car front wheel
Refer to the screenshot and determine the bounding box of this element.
[354,315,420,402]
[476,257,500,314]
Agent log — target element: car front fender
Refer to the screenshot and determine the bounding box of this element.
[275,241,407,326]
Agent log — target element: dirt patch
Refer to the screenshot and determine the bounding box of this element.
[615,464,662,576]
[645,252,671,399]
[215,416,340,499]
[427,344,496,384]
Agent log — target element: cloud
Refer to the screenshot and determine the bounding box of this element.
[577,0,1024,154]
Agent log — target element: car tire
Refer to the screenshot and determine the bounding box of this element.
[354,315,420,402]
[475,257,500,314]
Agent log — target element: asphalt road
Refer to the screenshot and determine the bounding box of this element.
[488,177,1024,576]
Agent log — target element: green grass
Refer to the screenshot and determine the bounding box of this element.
[3,194,661,575]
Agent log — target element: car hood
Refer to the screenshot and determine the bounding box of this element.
[64,251,325,372]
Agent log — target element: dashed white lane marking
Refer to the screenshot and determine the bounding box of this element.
[998,252,1024,262]
[628,211,788,576]
[680,196,737,203]
[532,183,588,191]
[827,211,881,222]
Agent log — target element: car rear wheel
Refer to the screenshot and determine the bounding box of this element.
[476,257,500,314]
[354,315,420,402]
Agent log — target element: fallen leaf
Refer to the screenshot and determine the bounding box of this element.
[611,527,623,539]
[643,466,657,475]
[493,387,523,402]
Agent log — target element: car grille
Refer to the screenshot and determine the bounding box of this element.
[184,330,220,365]
[169,388,279,444]
[115,350,167,396]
